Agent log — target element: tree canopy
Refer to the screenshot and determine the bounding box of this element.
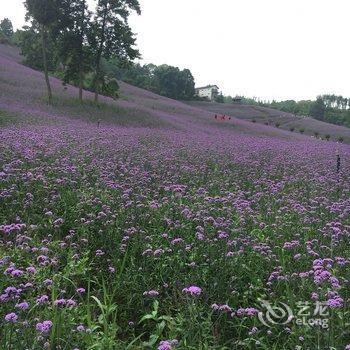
[90,0,141,101]
[109,61,195,100]
[20,0,141,103]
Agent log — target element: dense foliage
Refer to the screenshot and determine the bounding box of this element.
[109,62,196,100]
[15,23,59,71]
[89,0,141,102]
[56,0,93,101]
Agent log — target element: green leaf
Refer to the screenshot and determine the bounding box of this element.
[139,314,156,323]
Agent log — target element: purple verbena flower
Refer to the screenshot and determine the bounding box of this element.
[15,301,29,310]
[54,298,66,306]
[143,290,159,297]
[182,286,202,296]
[5,312,18,322]
[36,320,53,333]
[36,295,49,304]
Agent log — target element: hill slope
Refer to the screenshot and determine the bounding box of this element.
[0,44,321,142]
[186,101,350,142]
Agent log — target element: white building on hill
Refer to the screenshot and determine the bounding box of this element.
[195,85,219,101]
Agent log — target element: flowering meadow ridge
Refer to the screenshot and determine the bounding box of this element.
[1,44,350,350]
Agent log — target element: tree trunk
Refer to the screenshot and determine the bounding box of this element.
[41,26,53,104]
[78,0,85,103]
[94,47,102,103]
[94,65,100,103]
[94,6,108,104]
[79,62,83,102]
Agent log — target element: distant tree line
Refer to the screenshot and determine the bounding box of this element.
[218,94,350,128]
[104,61,195,100]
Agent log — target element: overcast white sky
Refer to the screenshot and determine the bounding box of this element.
[2,0,350,101]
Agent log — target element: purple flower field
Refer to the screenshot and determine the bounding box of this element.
[1,44,350,349]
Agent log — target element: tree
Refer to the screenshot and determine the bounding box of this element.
[99,60,196,100]
[16,23,59,71]
[0,18,14,39]
[297,100,312,116]
[119,62,154,90]
[25,0,61,104]
[58,0,93,101]
[179,69,195,100]
[215,93,224,103]
[223,95,233,103]
[91,0,141,102]
[310,97,325,121]
[151,65,178,98]
[151,65,195,100]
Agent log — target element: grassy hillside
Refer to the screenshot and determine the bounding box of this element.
[0,44,313,141]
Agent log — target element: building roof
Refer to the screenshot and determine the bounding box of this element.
[195,85,219,90]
